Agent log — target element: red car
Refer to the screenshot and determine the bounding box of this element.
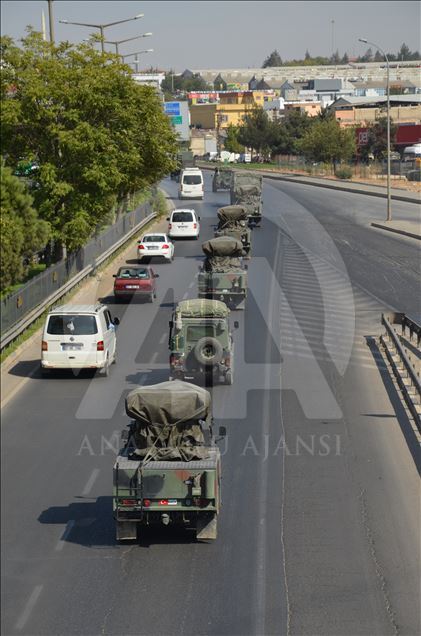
[113,266,159,303]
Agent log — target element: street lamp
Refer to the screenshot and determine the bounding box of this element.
[59,14,144,53]
[121,49,154,73]
[358,37,391,221]
[104,32,152,56]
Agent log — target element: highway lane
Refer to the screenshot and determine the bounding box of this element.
[1,173,419,635]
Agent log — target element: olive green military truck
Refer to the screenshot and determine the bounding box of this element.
[212,167,231,192]
[169,298,238,385]
[113,380,225,541]
[214,205,252,258]
[230,171,263,227]
[198,236,248,310]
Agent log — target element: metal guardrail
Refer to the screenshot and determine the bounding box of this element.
[380,312,421,430]
[0,211,156,351]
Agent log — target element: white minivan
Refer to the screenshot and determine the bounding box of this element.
[179,167,204,200]
[167,209,200,239]
[41,304,119,376]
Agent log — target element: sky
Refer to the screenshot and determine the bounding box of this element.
[1,1,420,71]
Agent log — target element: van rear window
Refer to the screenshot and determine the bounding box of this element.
[182,175,202,185]
[172,212,193,222]
[47,315,98,335]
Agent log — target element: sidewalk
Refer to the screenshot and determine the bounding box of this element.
[370,220,421,240]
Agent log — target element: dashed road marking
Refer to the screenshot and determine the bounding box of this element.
[15,584,43,630]
[55,520,75,552]
[82,468,100,496]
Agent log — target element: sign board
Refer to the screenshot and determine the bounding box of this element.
[164,102,181,115]
[171,115,183,125]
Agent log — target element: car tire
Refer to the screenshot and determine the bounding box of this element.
[194,337,223,366]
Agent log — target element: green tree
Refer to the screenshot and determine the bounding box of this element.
[223,124,245,153]
[1,163,50,289]
[161,71,209,97]
[297,118,356,169]
[341,52,349,64]
[359,117,397,162]
[237,107,273,158]
[262,50,283,67]
[1,32,177,252]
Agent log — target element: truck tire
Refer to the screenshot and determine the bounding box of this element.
[194,337,223,366]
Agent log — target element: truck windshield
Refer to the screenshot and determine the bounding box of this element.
[187,325,215,341]
[47,315,98,335]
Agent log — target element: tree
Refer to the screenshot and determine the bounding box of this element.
[330,49,340,65]
[341,52,349,64]
[237,107,273,159]
[359,117,397,162]
[374,49,384,62]
[262,50,282,67]
[1,32,178,252]
[398,42,410,61]
[1,163,50,289]
[161,71,209,97]
[297,118,356,169]
[223,124,245,154]
[305,49,311,60]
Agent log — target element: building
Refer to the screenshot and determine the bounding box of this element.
[189,90,276,129]
[330,94,421,127]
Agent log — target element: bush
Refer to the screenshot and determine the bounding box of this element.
[335,165,353,179]
[152,190,169,217]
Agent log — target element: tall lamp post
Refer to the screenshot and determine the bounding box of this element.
[47,0,54,42]
[104,32,152,57]
[358,37,391,221]
[59,14,144,53]
[121,49,154,73]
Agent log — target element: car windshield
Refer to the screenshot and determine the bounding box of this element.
[172,212,193,222]
[47,315,98,335]
[186,325,215,341]
[117,268,150,279]
[143,235,166,243]
[183,175,202,185]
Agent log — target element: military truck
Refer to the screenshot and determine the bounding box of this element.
[212,167,231,192]
[230,171,263,227]
[169,298,238,385]
[214,205,251,258]
[113,380,226,541]
[171,150,196,181]
[198,236,248,310]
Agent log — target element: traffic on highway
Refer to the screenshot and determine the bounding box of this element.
[2,171,420,635]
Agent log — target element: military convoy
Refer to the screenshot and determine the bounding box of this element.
[113,380,225,541]
[230,171,263,227]
[214,205,251,258]
[198,236,248,310]
[111,164,265,543]
[169,299,237,385]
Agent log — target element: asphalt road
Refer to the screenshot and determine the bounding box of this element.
[1,173,419,636]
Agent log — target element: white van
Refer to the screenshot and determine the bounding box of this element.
[41,304,119,376]
[167,208,200,239]
[179,167,204,200]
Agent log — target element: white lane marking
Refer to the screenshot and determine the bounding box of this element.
[15,584,43,630]
[151,352,158,363]
[188,281,194,288]
[159,334,166,344]
[55,520,75,552]
[182,292,189,299]
[82,468,100,496]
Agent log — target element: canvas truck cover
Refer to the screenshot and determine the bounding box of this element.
[202,236,243,257]
[217,206,248,224]
[232,172,263,188]
[176,298,230,318]
[125,380,211,461]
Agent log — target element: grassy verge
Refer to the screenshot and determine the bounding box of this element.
[1,192,169,365]
[0,264,47,300]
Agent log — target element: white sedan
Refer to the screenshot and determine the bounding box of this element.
[137,233,175,263]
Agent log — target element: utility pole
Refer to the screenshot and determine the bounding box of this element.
[48,0,54,43]
[331,19,334,60]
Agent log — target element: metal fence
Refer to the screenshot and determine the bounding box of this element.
[1,200,153,336]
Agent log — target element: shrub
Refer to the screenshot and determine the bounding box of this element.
[335,166,353,179]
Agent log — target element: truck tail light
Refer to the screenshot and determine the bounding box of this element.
[224,356,231,366]
[170,354,184,367]
[159,499,168,506]
[42,340,48,351]
[97,340,104,351]
[121,498,137,506]
[143,499,151,508]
